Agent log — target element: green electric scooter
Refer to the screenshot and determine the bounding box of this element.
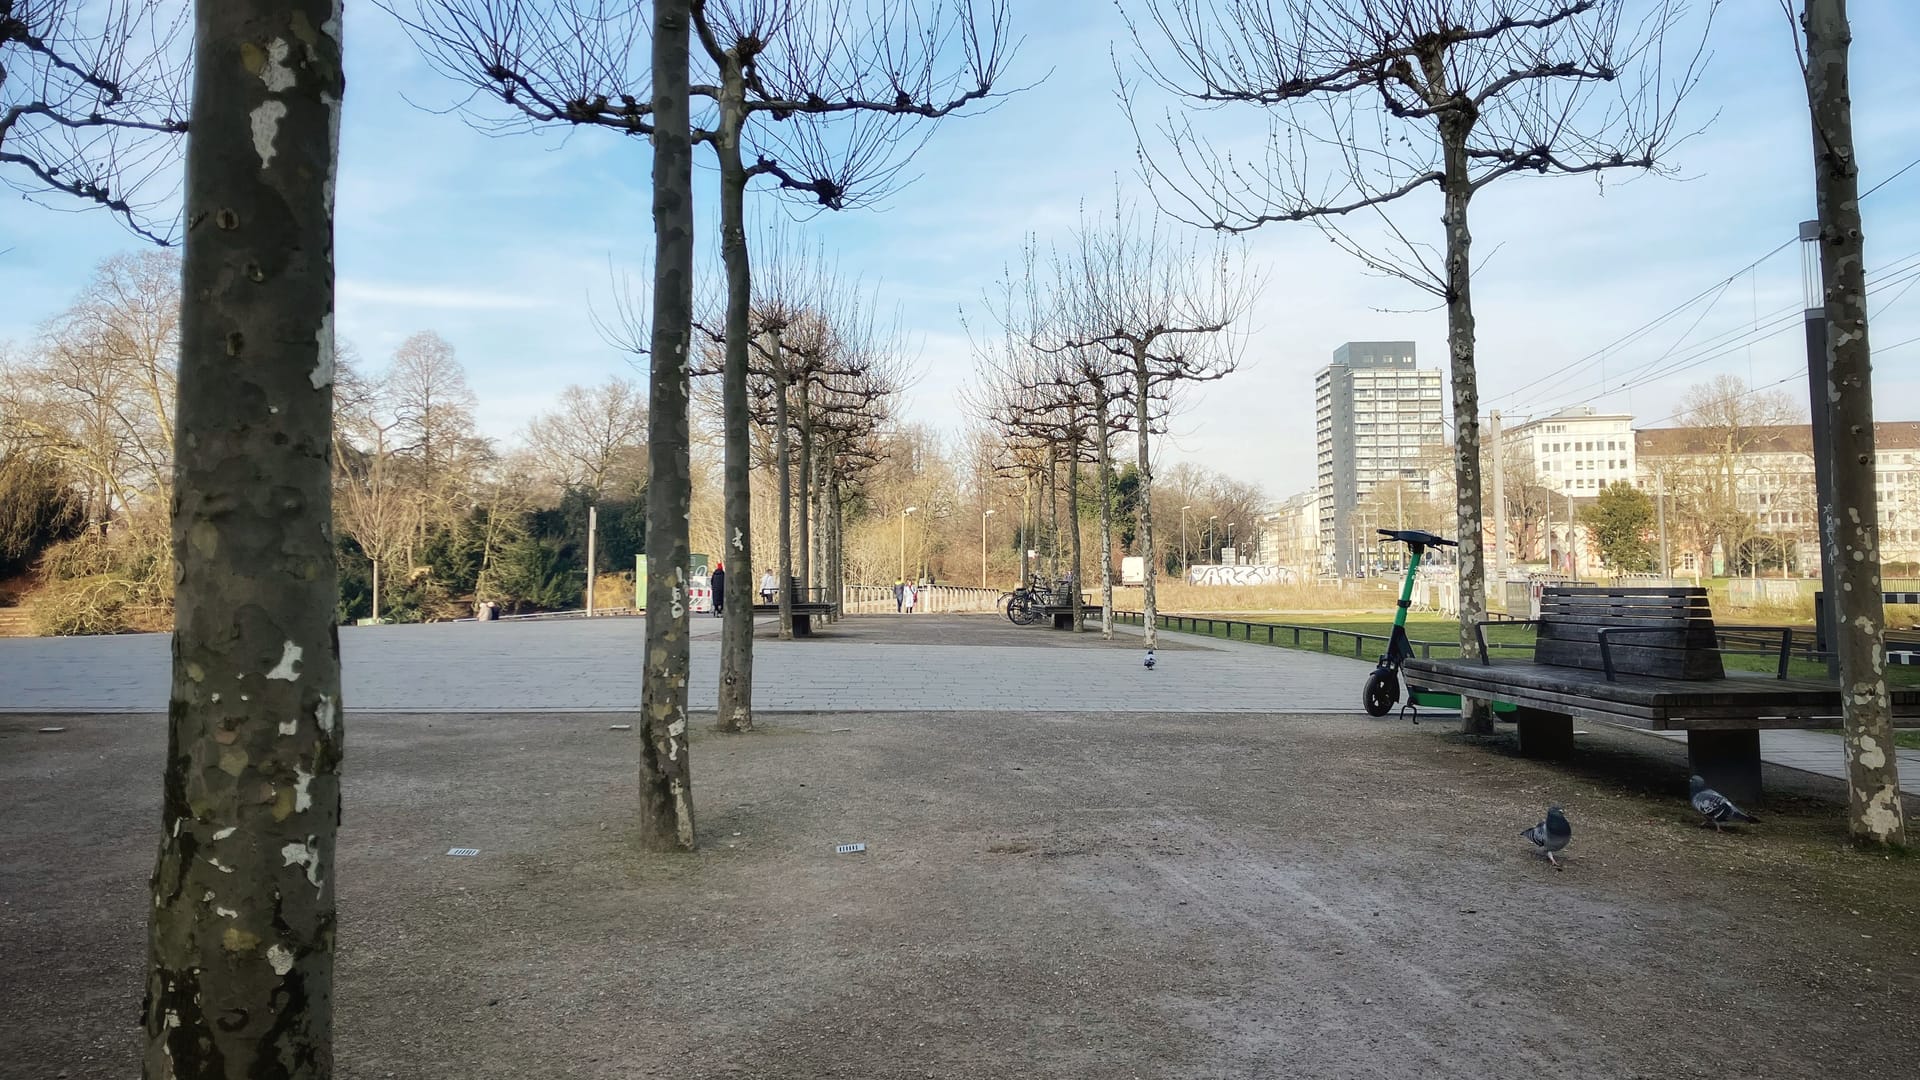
[1362,528,1516,722]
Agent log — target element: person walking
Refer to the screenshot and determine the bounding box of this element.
[760,569,777,604]
[710,564,726,617]
[893,577,905,612]
[903,580,918,614]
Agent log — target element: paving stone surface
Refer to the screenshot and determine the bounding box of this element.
[0,613,1370,714]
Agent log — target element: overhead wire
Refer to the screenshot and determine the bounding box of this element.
[1492,155,1920,423]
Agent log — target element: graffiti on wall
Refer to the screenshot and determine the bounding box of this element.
[1185,564,1297,586]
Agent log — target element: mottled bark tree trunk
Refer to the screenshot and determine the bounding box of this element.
[1805,0,1905,846]
[796,388,812,597]
[1068,424,1085,632]
[772,337,793,640]
[1439,116,1492,734]
[714,80,754,733]
[1047,442,1061,580]
[828,475,845,617]
[144,1,346,1073]
[638,0,697,851]
[1132,348,1157,650]
[1096,393,1115,639]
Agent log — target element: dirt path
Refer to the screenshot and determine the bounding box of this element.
[3,710,1917,1078]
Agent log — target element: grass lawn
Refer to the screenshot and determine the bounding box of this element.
[1166,608,1920,703]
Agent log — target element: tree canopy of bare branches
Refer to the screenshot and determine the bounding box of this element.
[1124,0,1712,728]
[2,0,189,242]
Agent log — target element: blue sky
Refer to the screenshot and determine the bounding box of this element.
[4,1,1919,501]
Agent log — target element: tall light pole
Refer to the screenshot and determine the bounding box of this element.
[1227,521,1237,560]
[1207,515,1218,563]
[1180,505,1192,572]
[900,506,918,581]
[1801,218,1840,673]
[981,509,995,588]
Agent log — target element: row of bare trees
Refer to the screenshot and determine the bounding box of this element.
[3,1,1904,1073]
[969,199,1257,646]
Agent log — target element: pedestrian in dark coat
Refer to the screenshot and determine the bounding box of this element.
[710,565,726,616]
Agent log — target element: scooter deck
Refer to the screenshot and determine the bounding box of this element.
[1409,687,1517,713]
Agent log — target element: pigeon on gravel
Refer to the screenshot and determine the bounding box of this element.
[1689,775,1759,830]
[1143,649,1155,670]
[1522,806,1572,867]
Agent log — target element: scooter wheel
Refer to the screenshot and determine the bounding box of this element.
[1362,669,1400,717]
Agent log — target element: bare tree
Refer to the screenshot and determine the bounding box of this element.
[2,0,189,242]
[1797,0,1904,846]
[1052,199,1255,650]
[1125,0,1712,729]
[387,329,479,486]
[644,0,697,849]
[0,250,180,524]
[397,0,1014,741]
[142,0,345,1072]
[521,376,649,497]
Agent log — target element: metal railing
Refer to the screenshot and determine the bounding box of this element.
[843,584,1004,614]
[1110,609,1511,660]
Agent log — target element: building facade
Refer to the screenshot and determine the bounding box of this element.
[1635,421,1920,573]
[1258,490,1321,571]
[1315,341,1444,574]
[1502,405,1636,496]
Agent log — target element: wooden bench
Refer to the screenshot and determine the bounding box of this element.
[1031,589,1091,630]
[750,577,835,636]
[1404,586,1920,803]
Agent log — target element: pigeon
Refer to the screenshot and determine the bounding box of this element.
[1143,649,1156,670]
[1689,775,1759,830]
[1521,806,1572,866]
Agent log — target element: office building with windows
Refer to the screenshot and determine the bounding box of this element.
[1503,406,1637,496]
[1315,341,1445,574]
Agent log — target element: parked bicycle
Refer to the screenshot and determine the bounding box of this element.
[999,578,1068,626]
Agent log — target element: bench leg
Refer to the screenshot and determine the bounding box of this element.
[794,614,811,637]
[1053,612,1073,630]
[1686,729,1762,805]
[1514,707,1576,759]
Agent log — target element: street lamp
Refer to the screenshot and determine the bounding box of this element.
[1801,219,1839,673]
[981,509,995,588]
[1227,521,1236,556]
[1180,505,1193,572]
[900,506,918,580]
[1207,515,1218,563]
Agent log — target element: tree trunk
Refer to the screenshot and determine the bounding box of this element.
[1068,423,1085,632]
[1132,349,1157,650]
[638,0,697,851]
[714,81,754,733]
[773,339,794,640]
[828,476,845,617]
[1805,0,1905,846]
[144,1,345,1072]
[796,387,812,596]
[1047,442,1061,580]
[1440,120,1492,734]
[1096,394,1115,639]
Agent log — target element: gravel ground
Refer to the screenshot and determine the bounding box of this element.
[3,709,1918,1079]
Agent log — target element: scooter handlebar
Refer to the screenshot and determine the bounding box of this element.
[1377,528,1457,547]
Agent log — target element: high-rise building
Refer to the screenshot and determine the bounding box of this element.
[1315,341,1444,574]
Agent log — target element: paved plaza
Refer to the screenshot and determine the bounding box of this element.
[4,612,1914,791]
[0,612,1367,714]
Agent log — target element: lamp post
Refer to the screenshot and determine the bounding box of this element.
[1801,219,1840,673]
[900,506,918,581]
[1226,520,1236,558]
[981,508,995,588]
[1180,505,1192,572]
[1207,515,1218,563]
